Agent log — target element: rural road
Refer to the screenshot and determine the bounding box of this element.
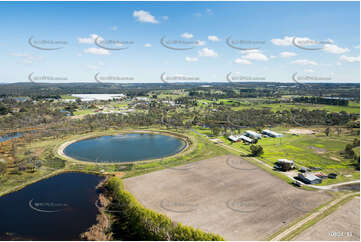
[270,193,359,241]
[308,180,360,190]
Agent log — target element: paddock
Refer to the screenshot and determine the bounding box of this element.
[124,155,332,240]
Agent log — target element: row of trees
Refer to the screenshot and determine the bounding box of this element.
[342,138,360,170]
[293,96,349,106]
[105,177,224,241]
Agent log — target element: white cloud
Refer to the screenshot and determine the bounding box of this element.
[144,43,152,47]
[162,16,168,21]
[208,36,220,42]
[234,58,251,64]
[323,44,349,54]
[84,47,110,55]
[196,40,206,46]
[206,9,213,15]
[336,62,342,66]
[273,36,347,53]
[271,36,294,46]
[355,45,360,49]
[304,69,314,73]
[185,56,198,62]
[198,48,218,57]
[78,34,102,44]
[280,51,297,58]
[291,59,318,66]
[133,10,159,24]
[181,32,194,39]
[270,55,276,59]
[271,36,314,47]
[241,49,268,61]
[193,13,202,17]
[339,55,360,63]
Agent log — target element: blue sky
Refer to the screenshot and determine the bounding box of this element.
[0,1,359,84]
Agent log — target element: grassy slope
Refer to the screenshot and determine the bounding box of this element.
[195,97,360,114]
[193,126,360,185]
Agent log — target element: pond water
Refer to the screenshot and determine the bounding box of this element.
[334,183,360,192]
[0,172,104,240]
[0,132,22,143]
[64,133,186,163]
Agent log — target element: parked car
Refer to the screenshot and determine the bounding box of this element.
[328,173,338,179]
[309,166,322,171]
[315,172,327,178]
[299,167,308,173]
[293,181,302,187]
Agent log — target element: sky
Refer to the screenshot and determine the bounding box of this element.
[0,1,360,84]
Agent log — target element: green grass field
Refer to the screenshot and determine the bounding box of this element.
[193,126,360,185]
[231,101,360,114]
[60,94,77,99]
[195,97,360,114]
[73,109,96,115]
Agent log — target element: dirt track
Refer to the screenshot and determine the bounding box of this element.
[124,155,332,240]
[293,197,360,241]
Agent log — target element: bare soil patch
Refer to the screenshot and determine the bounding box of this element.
[124,155,332,240]
[288,129,317,135]
[293,197,360,241]
[309,146,326,154]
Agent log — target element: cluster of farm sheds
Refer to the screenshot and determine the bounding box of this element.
[228,130,282,143]
[228,130,337,186]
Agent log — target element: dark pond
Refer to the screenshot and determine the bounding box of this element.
[0,172,104,240]
[64,133,186,163]
[334,183,360,191]
[0,132,22,143]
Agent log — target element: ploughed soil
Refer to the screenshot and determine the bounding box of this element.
[124,155,332,240]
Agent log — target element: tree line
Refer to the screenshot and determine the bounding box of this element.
[293,96,349,106]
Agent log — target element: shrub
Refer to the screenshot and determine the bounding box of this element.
[250,145,264,157]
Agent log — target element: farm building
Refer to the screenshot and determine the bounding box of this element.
[262,129,283,138]
[274,159,295,171]
[245,130,262,139]
[297,173,322,184]
[228,135,253,143]
[228,135,239,142]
